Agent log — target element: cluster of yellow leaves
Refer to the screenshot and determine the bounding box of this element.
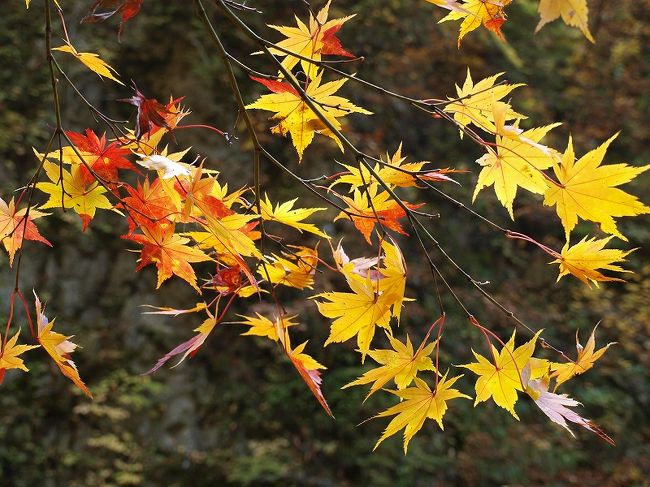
[445,69,649,287]
[427,0,595,45]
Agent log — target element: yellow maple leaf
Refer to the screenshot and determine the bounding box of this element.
[0,330,39,378]
[235,313,297,342]
[314,273,394,360]
[52,43,123,85]
[460,330,542,419]
[543,134,650,241]
[333,144,435,191]
[536,0,594,43]
[439,0,513,46]
[35,293,92,398]
[473,124,561,218]
[268,0,355,79]
[550,327,615,390]
[36,160,113,231]
[261,246,319,290]
[444,69,525,133]
[343,333,437,399]
[0,197,51,266]
[246,71,371,160]
[260,194,328,238]
[373,374,470,453]
[554,236,634,287]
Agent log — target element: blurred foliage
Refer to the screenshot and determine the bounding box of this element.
[1,0,649,486]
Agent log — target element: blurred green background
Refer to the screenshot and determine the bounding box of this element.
[1,1,649,485]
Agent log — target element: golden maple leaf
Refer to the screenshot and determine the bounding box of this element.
[473,124,560,218]
[536,0,594,42]
[0,330,39,380]
[373,374,470,453]
[268,0,355,79]
[0,197,51,266]
[35,293,92,398]
[439,0,513,46]
[343,333,437,399]
[550,327,615,390]
[314,272,394,360]
[235,313,298,342]
[260,194,328,238]
[261,246,319,290]
[246,72,371,160]
[460,330,542,419]
[36,160,113,231]
[543,134,650,241]
[444,69,525,133]
[554,236,634,287]
[52,42,123,85]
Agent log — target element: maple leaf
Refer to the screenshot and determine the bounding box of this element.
[543,134,650,241]
[333,144,459,191]
[120,178,180,232]
[460,330,542,419]
[522,364,614,444]
[235,313,297,342]
[268,0,355,79]
[52,42,123,85]
[314,272,394,360]
[554,236,634,287]
[35,293,92,398]
[262,246,319,290]
[275,316,333,417]
[204,264,260,297]
[550,327,614,390]
[125,224,212,291]
[444,70,525,133]
[343,333,437,399]
[439,0,513,46]
[146,312,217,374]
[536,0,594,43]
[37,160,113,231]
[260,194,328,238]
[0,330,40,384]
[66,129,136,184]
[82,0,144,38]
[246,72,371,160]
[120,85,178,139]
[373,374,470,453]
[334,187,422,244]
[473,124,561,218]
[0,197,51,266]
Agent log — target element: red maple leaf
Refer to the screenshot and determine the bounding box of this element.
[120,178,179,233]
[120,85,181,139]
[66,129,136,185]
[321,25,355,58]
[82,0,144,38]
